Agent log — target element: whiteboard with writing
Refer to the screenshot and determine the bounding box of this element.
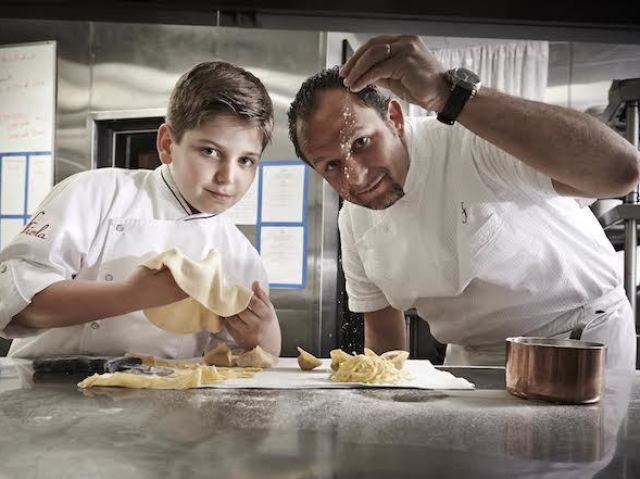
[0,41,56,151]
[0,41,56,250]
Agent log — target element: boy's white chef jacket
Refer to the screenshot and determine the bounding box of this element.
[0,165,268,359]
[339,117,636,370]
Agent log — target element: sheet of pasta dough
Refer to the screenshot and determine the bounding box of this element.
[142,248,252,333]
[78,364,260,390]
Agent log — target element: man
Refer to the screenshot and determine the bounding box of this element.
[287,35,640,370]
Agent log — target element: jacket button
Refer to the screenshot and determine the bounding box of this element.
[104,274,113,281]
[90,321,100,330]
[115,224,124,232]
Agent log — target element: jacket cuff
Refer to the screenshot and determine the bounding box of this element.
[0,260,30,334]
[0,260,64,339]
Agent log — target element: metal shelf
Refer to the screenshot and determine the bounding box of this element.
[603,78,640,331]
[597,203,640,229]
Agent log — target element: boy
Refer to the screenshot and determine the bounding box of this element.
[0,61,281,359]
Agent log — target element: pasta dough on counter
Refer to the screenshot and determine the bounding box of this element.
[77,362,260,390]
[142,248,252,334]
[331,348,412,385]
[79,364,221,390]
[78,353,263,390]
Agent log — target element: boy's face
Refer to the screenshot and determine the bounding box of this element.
[157,115,262,214]
[297,89,409,210]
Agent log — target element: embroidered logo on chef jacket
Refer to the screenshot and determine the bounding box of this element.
[21,211,50,240]
[460,202,468,224]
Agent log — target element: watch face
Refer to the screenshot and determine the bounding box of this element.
[451,67,481,91]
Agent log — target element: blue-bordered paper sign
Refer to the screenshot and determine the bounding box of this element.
[256,160,308,289]
[0,151,53,249]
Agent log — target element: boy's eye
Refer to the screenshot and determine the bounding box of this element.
[351,137,370,152]
[239,157,256,167]
[201,148,219,157]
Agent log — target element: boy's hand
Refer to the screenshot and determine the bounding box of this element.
[124,266,188,310]
[224,281,279,353]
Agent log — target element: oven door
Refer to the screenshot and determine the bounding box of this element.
[95,116,163,170]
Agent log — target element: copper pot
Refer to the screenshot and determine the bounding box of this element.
[505,337,605,404]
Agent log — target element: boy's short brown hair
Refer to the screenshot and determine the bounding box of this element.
[167,61,274,149]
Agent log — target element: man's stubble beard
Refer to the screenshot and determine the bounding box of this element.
[353,181,405,210]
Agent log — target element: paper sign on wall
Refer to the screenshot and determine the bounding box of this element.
[260,226,305,287]
[261,164,305,223]
[0,156,26,215]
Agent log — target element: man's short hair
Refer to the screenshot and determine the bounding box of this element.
[287,66,389,163]
[167,61,274,149]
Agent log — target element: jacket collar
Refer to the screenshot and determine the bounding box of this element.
[158,164,216,220]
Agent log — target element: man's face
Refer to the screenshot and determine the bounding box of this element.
[158,114,262,214]
[298,89,409,210]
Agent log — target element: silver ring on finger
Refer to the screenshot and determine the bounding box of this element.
[384,43,391,57]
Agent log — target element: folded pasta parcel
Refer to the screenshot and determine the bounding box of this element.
[297,346,322,370]
[380,350,410,370]
[235,346,278,368]
[330,348,353,371]
[142,248,252,333]
[204,343,236,367]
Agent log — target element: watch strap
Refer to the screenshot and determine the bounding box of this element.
[437,85,473,125]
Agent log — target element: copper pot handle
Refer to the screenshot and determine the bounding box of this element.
[569,326,584,340]
[569,309,607,340]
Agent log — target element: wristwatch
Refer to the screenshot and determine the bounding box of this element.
[436,67,481,125]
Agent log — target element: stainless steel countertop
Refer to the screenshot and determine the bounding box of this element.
[0,358,638,479]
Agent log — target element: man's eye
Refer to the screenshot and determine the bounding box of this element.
[325,160,339,173]
[352,137,370,152]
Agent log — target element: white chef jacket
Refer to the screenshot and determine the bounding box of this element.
[339,117,636,369]
[0,165,268,359]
